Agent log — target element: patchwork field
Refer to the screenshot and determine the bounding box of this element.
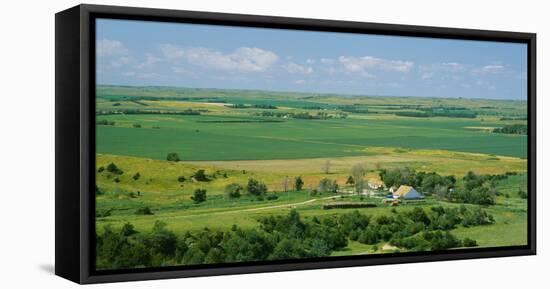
[95,85,529,269]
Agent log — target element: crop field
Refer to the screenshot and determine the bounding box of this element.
[95,85,529,269]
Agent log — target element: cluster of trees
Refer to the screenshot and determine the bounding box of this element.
[379,168,456,195]
[96,109,203,116]
[229,104,278,109]
[166,153,180,162]
[493,124,527,135]
[97,162,124,175]
[395,109,477,118]
[380,168,507,206]
[96,207,491,270]
[444,171,504,206]
[253,111,336,120]
[96,119,115,126]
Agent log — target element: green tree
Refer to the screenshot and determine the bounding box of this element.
[224,183,242,199]
[132,172,141,181]
[193,169,209,182]
[294,176,304,191]
[166,152,180,162]
[247,178,267,196]
[191,189,207,203]
[346,175,355,185]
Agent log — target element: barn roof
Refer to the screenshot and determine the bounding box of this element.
[393,185,415,197]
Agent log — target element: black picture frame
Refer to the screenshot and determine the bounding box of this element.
[55,4,536,284]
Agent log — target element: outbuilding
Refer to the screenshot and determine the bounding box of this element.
[392,185,423,200]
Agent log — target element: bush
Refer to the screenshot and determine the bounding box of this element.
[166,152,180,162]
[193,169,209,182]
[132,172,141,181]
[247,178,267,196]
[224,183,243,199]
[191,189,207,203]
[177,176,186,182]
[518,190,528,199]
[294,176,304,191]
[97,166,105,173]
[318,178,338,193]
[106,162,123,175]
[462,238,478,247]
[135,207,153,215]
[266,194,279,200]
[114,177,120,183]
[133,123,142,128]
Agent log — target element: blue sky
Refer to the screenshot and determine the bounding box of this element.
[96,18,527,100]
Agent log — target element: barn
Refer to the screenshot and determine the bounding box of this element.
[392,185,423,200]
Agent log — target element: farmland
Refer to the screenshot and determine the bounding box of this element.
[95,85,528,270]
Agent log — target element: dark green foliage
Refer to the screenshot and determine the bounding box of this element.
[132,172,140,181]
[114,177,120,183]
[493,124,527,135]
[96,209,111,217]
[177,176,186,182]
[462,238,478,247]
[266,194,279,200]
[191,189,207,203]
[379,168,455,194]
[135,207,153,215]
[106,162,123,175]
[224,183,242,199]
[132,123,142,128]
[294,176,304,191]
[346,175,355,185]
[247,178,268,196]
[96,119,115,126]
[96,207,491,270]
[166,152,180,162]
[318,178,338,193]
[95,185,103,196]
[97,166,105,173]
[193,169,209,181]
[518,189,528,199]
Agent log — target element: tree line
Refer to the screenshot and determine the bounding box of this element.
[96,206,492,270]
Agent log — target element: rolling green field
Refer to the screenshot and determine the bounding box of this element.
[95,85,528,269]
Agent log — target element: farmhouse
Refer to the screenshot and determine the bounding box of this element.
[392,185,422,200]
[367,179,384,189]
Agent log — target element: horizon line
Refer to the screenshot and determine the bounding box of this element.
[96,83,528,102]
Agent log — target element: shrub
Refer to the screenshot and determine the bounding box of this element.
[224,183,242,199]
[266,194,279,200]
[247,178,267,196]
[132,172,141,181]
[133,123,142,128]
[135,207,153,215]
[318,178,338,193]
[177,176,186,182]
[191,189,207,203]
[294,176,304,191]
[97,166,105,173]
[193,169,209,182]
[106,162,123,175]
[114,177,120,183]
[462,238,478,247]
[166,152,180,162]
[518,189,528,199]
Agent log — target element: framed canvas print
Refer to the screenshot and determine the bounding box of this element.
[55,4,536,284]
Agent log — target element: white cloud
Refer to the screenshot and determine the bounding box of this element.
[320,58,335,65]
[159,45,278,72]
[306,59,316,64]
[97,39,128,56]
[110,56,131,68]
[282,62,313,74]
[294,79,306,84]
[338,56,414,74]
[480,64,505,74]
[137,54,162,69]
